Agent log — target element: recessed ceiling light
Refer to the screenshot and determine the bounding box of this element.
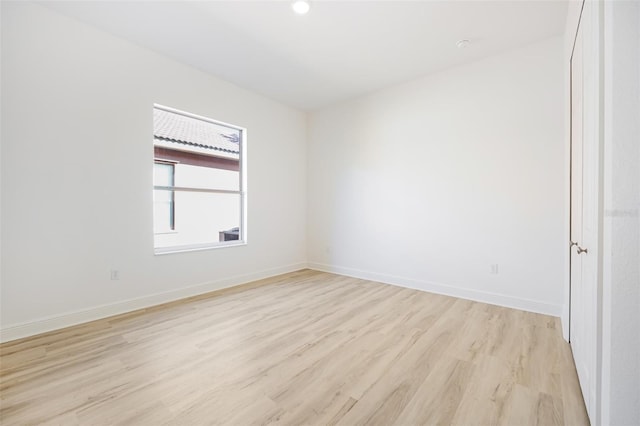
[456,39,471,49]
[292,0,311,15]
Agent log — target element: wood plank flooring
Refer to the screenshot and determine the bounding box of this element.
[0,270,589,425]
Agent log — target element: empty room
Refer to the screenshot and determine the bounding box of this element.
[1,0,638,425]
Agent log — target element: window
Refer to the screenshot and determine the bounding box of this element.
[152,105,245,254]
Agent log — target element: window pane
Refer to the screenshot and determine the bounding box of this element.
[153,189,174,233]
[153,106,244,252]
[154,190,242,249]
[153,162,174,233]
[154,163,173,186]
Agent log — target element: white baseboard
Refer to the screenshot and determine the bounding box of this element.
[308,262,562,317]
[0,262,307,343]
[1,261,563,344]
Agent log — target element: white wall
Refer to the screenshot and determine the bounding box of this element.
[601,1,640,424]
[0,2,307,340]
[307,37,565,315]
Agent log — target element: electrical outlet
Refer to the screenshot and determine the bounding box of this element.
[490,264,499,274]
[110,270,120,280]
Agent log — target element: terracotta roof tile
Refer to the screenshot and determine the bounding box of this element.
[153,108,240,159]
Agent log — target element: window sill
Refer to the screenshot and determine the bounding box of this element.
[154,240,246,256]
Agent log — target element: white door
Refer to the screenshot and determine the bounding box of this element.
[570,16,589,410]
[570,1,601,421]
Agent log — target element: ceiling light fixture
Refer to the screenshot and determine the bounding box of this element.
[292,0,311,15]
[456,39,471,49]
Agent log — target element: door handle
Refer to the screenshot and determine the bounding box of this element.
[571,241,588,254]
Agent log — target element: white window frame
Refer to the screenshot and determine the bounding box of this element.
[153,104,247,255]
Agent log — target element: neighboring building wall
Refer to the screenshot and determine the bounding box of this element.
[307,37,565,315]
[155,164,241,249]
[1,2,307,340]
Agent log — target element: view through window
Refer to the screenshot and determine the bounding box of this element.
[153,105,245,253]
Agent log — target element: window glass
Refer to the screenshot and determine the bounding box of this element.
[153,162,174,233]
[153,105,245,253]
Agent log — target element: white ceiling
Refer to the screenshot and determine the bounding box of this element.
[41,0,569,111]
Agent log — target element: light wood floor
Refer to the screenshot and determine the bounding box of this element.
[0,270,589,425]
